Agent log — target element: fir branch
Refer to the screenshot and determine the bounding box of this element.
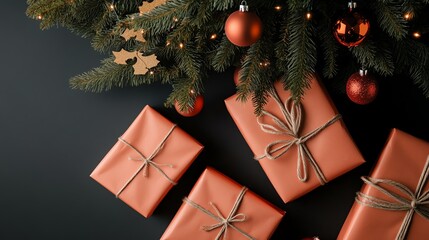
[237,38,274,115]
[70,57,136,92]
[409,64,429,97]
[174,43,203,83]
[275,14,288,73]
[26,0,76,30]
[316,18,339,79]
[371,42,395,76]
[350,39,377,69]
[212,0,234,11]
[370,1,408,40]
[284,7,317,99]
[131,0,198,35]
[211,35,240,72]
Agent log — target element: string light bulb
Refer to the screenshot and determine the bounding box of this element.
[306,11,312,20]
[37,15,42,20]
[179,43,184,49]
[259,61,270,67]
[109,4,115,10]
[274,5,282,11]
[404,12,413,21]
[210,34,217,40]
[166,40,171,46]
[413,31,421,39]
[149,70,154,75]
[173,17,179,22]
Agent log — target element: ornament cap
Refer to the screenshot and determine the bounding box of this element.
[359,69,368,76]
[239,1,249,12]
[348,1,357,11]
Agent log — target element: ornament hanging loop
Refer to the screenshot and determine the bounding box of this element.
[239,1,249,12]
[348,1,357,11]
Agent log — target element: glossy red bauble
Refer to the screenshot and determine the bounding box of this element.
[333,11,370,47]
[175,95,204,117]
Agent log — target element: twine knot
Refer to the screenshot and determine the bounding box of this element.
[115,125,177,198]
[356,155,429,240]
[294,136,304,145]
[183,187,255,240]
[411,200,417,209]
[255,88,341,185]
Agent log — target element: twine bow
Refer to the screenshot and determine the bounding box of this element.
[255,89,341,184]
[115,125,177,198]
[183,187,255,240]
[356,156,429,240]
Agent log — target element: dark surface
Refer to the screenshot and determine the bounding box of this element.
[1,2,429,240]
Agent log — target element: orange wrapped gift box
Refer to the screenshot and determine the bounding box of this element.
[161,167,285,240]
[90,105,203,217]
[338,129,429,240]
[225,77,365,203]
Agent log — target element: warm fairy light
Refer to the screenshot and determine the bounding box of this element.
[210,34,217,40]
[274,5,281,11]
[149,71,154,75]
[179,43,184,49]
[306,12,312,20]
[109,4,114,10]
[190,89,196,94]
[413,31,421,38]
[259,61,270,67]
[141,30,144,33]
[404,12,413,20]
[166,40,171,46]
[173,17,179,22]
[37,15,42,20]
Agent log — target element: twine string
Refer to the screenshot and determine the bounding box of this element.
[255,88,341,184]
[115,124,177,198]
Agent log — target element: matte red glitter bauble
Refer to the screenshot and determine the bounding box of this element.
[333,10,370,47]
[225,2,262,47]
[346,70,378,105]
[175,95,204,117]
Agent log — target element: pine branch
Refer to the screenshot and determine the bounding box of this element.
[211,35,240,72]
[131,0,198,35]
[284,7,316,99]
[370,1,408,40]
[70,57,180,92]
[237,38,274,115]
[212,0,234,11]
[70,57,136,92]
[350,39,377,69]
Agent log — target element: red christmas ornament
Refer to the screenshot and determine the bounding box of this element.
[233,67,242,86]
[333,2,370,47]
[346,70,378,105]
[175,95,204,117]
[225,1,262,47]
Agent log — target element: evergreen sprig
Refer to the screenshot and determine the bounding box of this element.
[27,0,429,113]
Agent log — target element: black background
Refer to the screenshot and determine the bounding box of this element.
[1,2,429,239]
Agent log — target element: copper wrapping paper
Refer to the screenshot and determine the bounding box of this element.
[161,167,285,240]
[338,129,429,240]
[225,77,365,203]
[90,105,203,217]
